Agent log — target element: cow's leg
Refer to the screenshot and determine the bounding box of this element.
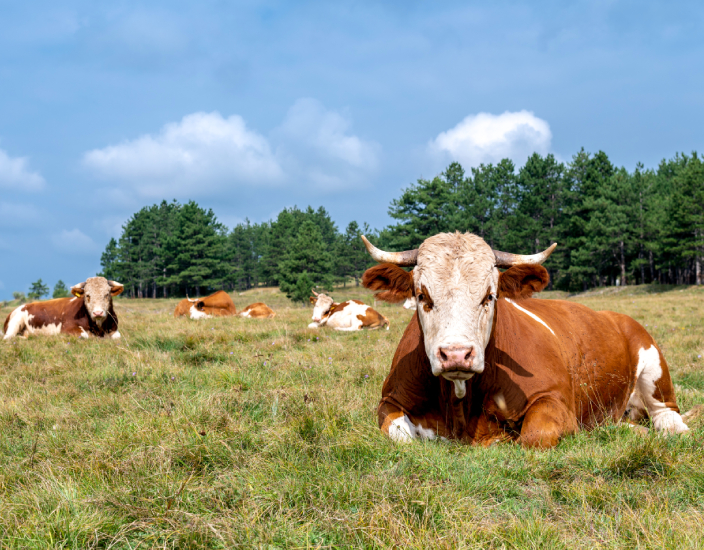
[518,397,577,449]
[307,321,321,329]
[633,345,688,434]
[378,402,443,442]
[110,331,121,340]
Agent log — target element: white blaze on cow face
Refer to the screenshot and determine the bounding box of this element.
[311,294,334,323]
[413,233,499,395]
[403,296,417,310]
[71,277,123,326]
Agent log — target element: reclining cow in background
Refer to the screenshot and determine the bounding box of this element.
[173,290,275,319]
[361,233,689,448]
[3,277,124,340]
[308,290,389,331]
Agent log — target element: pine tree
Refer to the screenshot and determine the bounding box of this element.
[28,279,49,300]
[53,280,70,298]
[278,219,335,302]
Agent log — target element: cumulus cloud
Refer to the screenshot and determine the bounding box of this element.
[0,149,45,191]
[273,98,380,190]
[429,111,552,168]
[51,229,99,255]
[83,100,379,197]
[83,112,284,198]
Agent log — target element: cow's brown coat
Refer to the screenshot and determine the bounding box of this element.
[366,263,684,448]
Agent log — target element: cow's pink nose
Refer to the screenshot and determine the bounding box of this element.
[437,346,475,371]
[93,309,105,317]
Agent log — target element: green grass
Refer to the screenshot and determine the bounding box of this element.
[1,285,704,548]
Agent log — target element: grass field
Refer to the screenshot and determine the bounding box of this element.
[1,284,704,549]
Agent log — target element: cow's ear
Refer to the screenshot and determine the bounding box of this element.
[108,281,124,296]
[309,296,316,304]
[362,263,414,303]
[498,265,550,299]
[71,282,86,298]
[196,301,205,310]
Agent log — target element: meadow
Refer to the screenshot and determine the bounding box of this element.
[1,284,704,549]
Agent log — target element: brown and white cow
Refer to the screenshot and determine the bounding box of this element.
[173,291,275,319]
[308,291,389,331]
[3,277,124,340]
[239,302,276,319]
[361,232,689,448]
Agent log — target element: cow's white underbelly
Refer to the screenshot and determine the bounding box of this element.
[325,302,370,331]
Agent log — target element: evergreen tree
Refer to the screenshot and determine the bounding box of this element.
[53,280,70,298]
[278,219,335,302]
[28,279,49,300]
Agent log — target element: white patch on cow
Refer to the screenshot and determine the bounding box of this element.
[189,305,210,320]
[3,306,29,339]
[324,301,370,331]
[240,310,251,318]
[505,298,555,336]
[403,297,416,310]
[307,322,320,329]
[388,414,437,442]
[494,392,508,413]
[79,327,90,339]
[28,322,62,336]
[111,331,121,340]
[634,345,689,434]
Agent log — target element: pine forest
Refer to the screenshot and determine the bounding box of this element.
[100,148,704,300]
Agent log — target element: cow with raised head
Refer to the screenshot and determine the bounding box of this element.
[361,232,689,448]
[3,277,124,340]
[173,291,275,319]
[308,290,389,331]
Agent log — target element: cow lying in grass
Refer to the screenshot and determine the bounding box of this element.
[361,232,689,448]
[3,277,124,340]
[308,290,389,331]
[174,290,275,319]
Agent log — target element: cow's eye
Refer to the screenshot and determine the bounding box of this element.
[417,293,425,302]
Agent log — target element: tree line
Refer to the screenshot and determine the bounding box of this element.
[380,149,703,291]
[99,201,375,302]
[100,148,704,300]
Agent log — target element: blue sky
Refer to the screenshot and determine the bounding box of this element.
[1,1,703,299]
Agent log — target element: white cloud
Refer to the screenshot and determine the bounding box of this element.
[273,98,380,190]
[429,110,552,168]
[82,100,379,197]
[82,112,284,198]
[51,229,99,255]
[0,149,45,191]
[0,202,41,227]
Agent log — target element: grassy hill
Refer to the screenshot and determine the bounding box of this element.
[1,285,704,548]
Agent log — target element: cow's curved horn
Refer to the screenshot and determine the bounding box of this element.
[186,293,198,303]
[361,235,418,267]
[493,243,557,268]
[312,289,319,297]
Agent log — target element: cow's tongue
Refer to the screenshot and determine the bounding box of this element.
[454,379,466,399]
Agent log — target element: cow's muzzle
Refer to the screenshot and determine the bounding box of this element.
[437,345,483,374]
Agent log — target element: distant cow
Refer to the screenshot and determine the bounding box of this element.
[3,277,124,340]
[308,290,389,331]
[361,232,689,448]
[239,303,276,319]
[174,291,275,319]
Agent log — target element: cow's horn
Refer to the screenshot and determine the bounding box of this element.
[493,243,557,268]
[312,289,319,296]
[186,293,198,303]
[361,235,418,267]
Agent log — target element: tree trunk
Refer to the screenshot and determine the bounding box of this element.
[619,240,627,286]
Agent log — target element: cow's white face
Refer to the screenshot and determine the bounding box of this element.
[310,294,334,323]
[72,277,124,326]
[413,233,499,397]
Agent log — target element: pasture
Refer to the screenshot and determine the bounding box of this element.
[1,285,704,549]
